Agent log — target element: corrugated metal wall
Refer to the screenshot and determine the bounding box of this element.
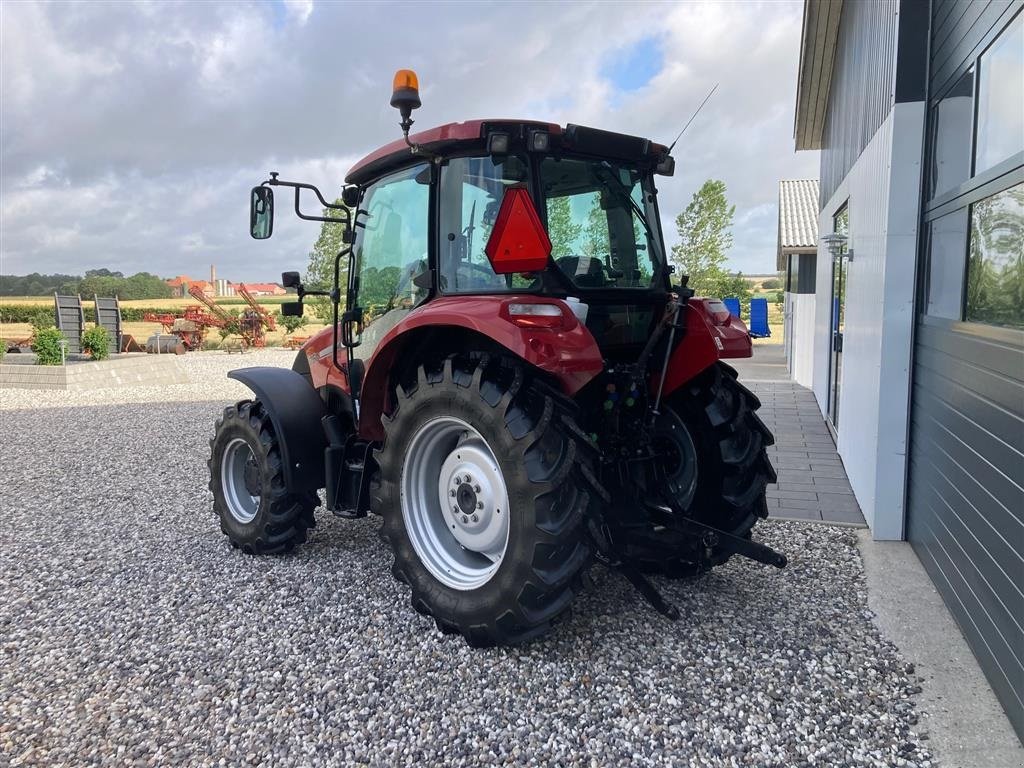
[819,0,899,208]
[907,319,1024,738]
[906,0,1024,742]
[931,0,1018,96]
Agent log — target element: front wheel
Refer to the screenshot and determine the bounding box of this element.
[208,400,317,554]
[375,355,598,647]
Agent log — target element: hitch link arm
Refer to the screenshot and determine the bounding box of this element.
[682,517,788,569]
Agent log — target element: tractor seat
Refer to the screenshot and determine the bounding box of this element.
[556,256,607,288]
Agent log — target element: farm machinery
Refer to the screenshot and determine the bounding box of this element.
[145,284,274,350]
[207,71,783,646]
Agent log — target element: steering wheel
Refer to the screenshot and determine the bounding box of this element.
[455,259,505,289]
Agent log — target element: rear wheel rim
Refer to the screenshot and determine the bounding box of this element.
[222,437,261,524]
[401,416,510,591]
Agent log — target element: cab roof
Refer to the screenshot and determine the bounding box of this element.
[345,120,669,185]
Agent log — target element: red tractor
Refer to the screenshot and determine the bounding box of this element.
[209,71,782,646]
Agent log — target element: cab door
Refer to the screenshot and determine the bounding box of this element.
[347,163,432,372]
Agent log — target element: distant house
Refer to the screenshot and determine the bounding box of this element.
[164,276,215,298]
[777,179,819,388]
[165,275,193,297]
[242,283,286,296]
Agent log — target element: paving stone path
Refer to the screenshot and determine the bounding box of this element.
[734,346,867,526]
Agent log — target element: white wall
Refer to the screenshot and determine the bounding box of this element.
[812,101,924,540]
[786,292,816,388]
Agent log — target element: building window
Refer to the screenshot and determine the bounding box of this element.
[975,13,1024,176]
[925,210,969,320]
[965,183,1023,329]
[929,67,974,199]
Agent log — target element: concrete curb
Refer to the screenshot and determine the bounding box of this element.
[0,354,189,390]
[858,531,1024,767]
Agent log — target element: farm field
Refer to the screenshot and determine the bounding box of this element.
[0,295,327,350]
[1,286,785,349]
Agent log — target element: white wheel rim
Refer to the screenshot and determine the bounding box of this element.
[221,437,260,524]
[400,416,510,590]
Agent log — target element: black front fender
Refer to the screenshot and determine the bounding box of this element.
[227,367,326,492]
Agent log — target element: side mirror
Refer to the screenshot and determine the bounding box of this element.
[281,302,304,317]
[250,186,274,239]
[281,271,302,289]
[341,185,360,207]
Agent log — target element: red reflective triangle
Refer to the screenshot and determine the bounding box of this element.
[484,186,552,274]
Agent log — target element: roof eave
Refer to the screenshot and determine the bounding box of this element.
[793,0,844,151]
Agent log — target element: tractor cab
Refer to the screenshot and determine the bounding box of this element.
[342,116,676,365]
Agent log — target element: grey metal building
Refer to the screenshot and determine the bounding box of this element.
[794,0,1023,740]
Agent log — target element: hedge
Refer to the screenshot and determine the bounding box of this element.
[0,305,189,324]
[0,300,294,325]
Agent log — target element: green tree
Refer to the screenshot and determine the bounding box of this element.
[546,196,582,257]
[671,179,737,298]
[719,272,753,304]
[583,196,610,258]
[78,271,172,300]
[306,199,352,323]
[276,311,308,336]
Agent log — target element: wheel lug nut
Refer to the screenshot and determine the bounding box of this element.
[450,490,456,497]
[461,515,469,524]
[473,484,481,493]
[477,501,484,509]
[471,514,479,523]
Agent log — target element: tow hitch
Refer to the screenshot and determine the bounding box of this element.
[603,505,788,620]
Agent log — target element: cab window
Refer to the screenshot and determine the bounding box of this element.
[438,155,535,293]
[540,156,660,289]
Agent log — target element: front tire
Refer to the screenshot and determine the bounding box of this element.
[375,355,597,647]
[208,400,317,554]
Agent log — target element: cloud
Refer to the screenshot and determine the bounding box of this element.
[1,0,817,281]
[282,0,314,26]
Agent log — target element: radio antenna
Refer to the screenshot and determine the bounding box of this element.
[667,83,718,153]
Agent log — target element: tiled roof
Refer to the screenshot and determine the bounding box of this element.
[778,179,819,250]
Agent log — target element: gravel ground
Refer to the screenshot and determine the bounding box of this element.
[0,352,933,767]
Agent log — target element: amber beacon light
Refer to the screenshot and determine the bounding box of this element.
[390,69,421,131]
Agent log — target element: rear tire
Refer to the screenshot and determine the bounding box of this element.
[208,400,317,554]
[375,355,597,647]
[636,362,775,576]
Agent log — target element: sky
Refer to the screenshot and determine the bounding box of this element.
[0,0,819,283]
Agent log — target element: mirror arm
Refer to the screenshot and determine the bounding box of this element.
[264,175,351,228]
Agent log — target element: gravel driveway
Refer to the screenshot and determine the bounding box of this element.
[1,352,932,767]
